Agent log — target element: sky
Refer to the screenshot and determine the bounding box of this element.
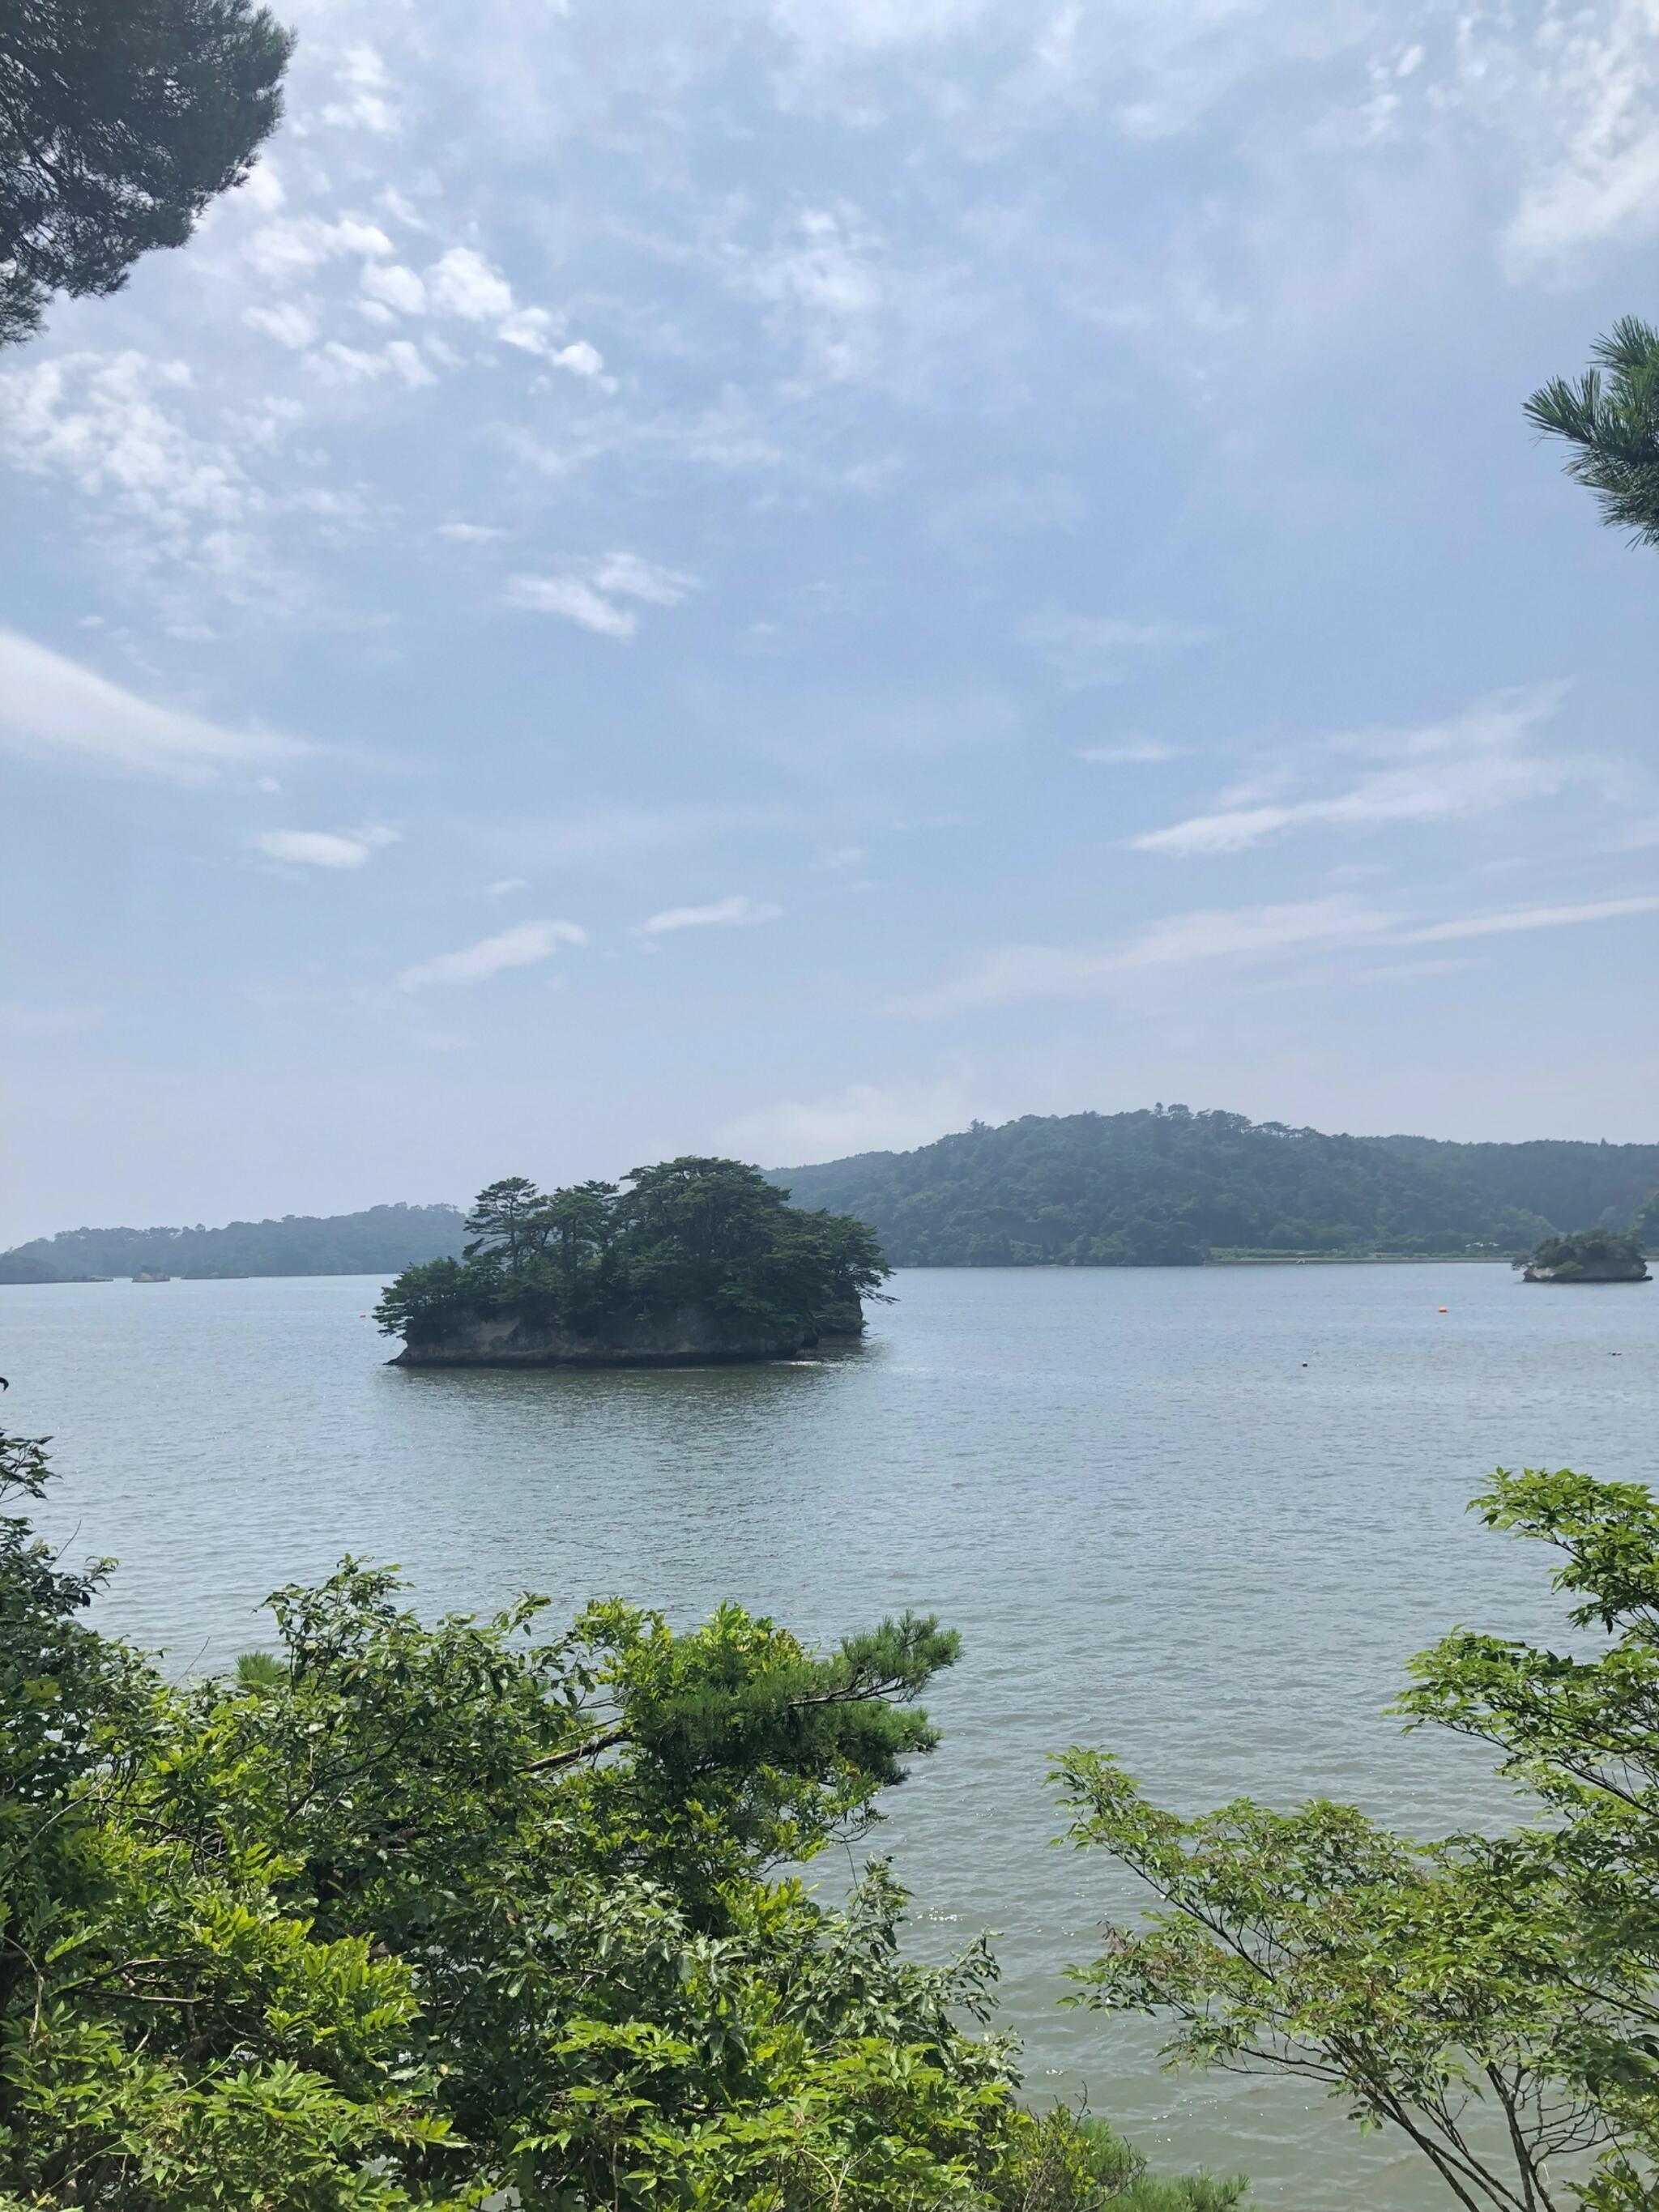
[2,0,1658,1242]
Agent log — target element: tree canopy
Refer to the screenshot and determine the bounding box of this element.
[0,1422,1239,2210]
[377,1157,890,1352]
[0,0,293,347]
[1057,1466,1659,2212]
[1525,316,1659,548]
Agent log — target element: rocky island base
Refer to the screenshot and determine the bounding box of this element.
[392,1302,863,1367]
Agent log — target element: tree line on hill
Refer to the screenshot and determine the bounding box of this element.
[773,1107,1659,1268]
[0,1204,468,1283]
[6,1110,1659,1280]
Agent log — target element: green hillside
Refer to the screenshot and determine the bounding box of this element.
[770,1106,1583,1266]
[1379,1133,1659,1234]
[0,1203,466,1284]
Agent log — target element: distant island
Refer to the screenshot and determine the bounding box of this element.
[0,1203,467,1285]
[1516,1229,1651,1284]
[377,1158,889,1366]
[6,1109,1659,1281]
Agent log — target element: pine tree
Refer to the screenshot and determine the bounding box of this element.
[0,0,294,347]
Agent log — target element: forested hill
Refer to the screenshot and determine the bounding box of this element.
[0,1204,466,1283]
[1378,1134,1659,1238]
[770,1109,1657,1267]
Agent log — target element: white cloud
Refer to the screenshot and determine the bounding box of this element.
[1020,612,1212,688]
[633,894,783,936]
[322,42,399,135]
[240,160,284,213]
[308,339,435,390]
[251,826,399,870]
[398,918,587,991]
[549,338,611,381]
[1133,688,1577,857]
[485,876,529,896]
[243,302,318,349]
[0,352,249,530]
[898,897,1396,1015]
[1492,1,1659,274]
[497,308,614,386]
[505,552,696,638]
[360,261,428,315]
[0,629,304,782]
[438,521,506,544]
[591,551,692,604]
[505,573,638,637]
[242,215,393,283]
[1079,737,1179,765]
[427,247,515,322]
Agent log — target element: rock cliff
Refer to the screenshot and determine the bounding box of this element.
[392,1299,862,1367]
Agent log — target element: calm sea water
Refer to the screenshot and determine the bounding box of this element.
[3,1263,1653,2207]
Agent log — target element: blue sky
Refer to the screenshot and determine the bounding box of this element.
[2,0,1658,1242]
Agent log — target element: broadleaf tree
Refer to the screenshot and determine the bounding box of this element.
[1056,1466,1659,2212]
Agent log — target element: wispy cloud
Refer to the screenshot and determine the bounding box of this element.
[1078,737,1179,765]
[398,918,587,991]
[1134,687,1579,857]
[899,898,1393,1015]
[899,884,1659,1016]
[1397,894,1659,945]
[1020,612,1211,689]
[505,553,697,640]
[250,826,399,870]
[0,629,303,782]
[633,894,783,936]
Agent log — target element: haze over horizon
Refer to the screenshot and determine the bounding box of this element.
[4,0,1658,1247]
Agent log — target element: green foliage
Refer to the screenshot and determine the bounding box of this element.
[5,1426,1244,2210]
[1516,1228,1650,1281]
[1057,1465,1659,2212]
[377,1157,890,1349]
[0,0,294,347]
[0,1203,467,1283]
[1525,317,1659,548]
[774,1107,1555,1268]
[1004,2110,1246,2210]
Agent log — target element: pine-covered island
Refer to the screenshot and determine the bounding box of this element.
[1516,1227,1652,1283]
[376,1157,891,1366]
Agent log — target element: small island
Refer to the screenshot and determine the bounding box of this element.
[1515,1228,1652,1284]
[377,1156,891,1366]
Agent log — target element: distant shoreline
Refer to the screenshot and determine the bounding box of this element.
[2,1252,1524,1287]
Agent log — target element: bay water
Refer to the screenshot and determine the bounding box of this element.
[4,1261,1653,2207]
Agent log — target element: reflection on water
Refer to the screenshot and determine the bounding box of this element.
[3,1262,1653,2209]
